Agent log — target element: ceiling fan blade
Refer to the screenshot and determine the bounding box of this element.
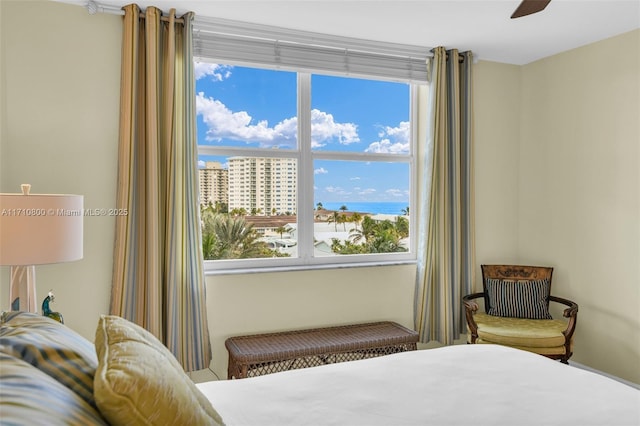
[511,0,552,18]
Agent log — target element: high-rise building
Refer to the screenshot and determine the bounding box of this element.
[228,157,297,215]
[198,161,228,206]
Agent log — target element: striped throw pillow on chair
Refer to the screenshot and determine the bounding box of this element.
[486,278,553,319]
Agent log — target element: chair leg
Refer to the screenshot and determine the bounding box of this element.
[561,345,572,364]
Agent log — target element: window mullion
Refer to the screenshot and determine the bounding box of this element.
[297,73,313,262]
[409,83,419,256]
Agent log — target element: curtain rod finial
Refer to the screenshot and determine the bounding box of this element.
[86,0,98,15]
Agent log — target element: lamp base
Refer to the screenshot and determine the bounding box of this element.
[9,265,37,313]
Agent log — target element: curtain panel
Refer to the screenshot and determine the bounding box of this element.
[414,47,475,345]
[111,4,211,372]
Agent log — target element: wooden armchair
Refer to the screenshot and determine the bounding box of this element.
[463,265,578,364]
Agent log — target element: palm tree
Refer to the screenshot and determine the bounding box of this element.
[337,215,408,255]
[229,207,248,217]
[316,202,323,210]
[340,213,348,231]
[368,227,406,253]
[274,225,289,238]
[327,211,340,231]
[360,216,377,241]
[201,232,217,260]
[350,212,363,232]
[395,216,409,238]
[401,206,410,216]
[349,215,375,244]
[330,238,366,254]
[339,205,348,212]
[201,213,271,259]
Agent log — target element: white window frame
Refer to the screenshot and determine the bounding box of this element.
[194,17,427,273]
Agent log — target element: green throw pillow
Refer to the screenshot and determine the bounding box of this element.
[94,315,224,426]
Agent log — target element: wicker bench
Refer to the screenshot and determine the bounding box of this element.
[225,321,419,379]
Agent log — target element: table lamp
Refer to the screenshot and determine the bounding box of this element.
[0,184,83,312]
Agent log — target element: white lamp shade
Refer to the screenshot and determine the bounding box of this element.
[0,193,84,266]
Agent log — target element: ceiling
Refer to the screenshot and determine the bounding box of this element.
[56,0,640,65]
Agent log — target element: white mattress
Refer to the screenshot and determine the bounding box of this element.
[197,344,640,426]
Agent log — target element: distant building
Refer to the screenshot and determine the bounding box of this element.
[243,215,297,236]
[199,161,228,206]
[228,157,297,215]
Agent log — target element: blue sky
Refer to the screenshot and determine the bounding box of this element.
[195,62,410,203]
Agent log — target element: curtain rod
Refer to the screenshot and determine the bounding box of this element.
[85,0,429,59]
[84,1,457,61]
[86,0,185,23]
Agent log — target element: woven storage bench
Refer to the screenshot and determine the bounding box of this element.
[225,321,419,379]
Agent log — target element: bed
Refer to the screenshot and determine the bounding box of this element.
[2,312,638,426]
[197,344,640,426]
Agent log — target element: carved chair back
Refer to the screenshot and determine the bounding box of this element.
[480,265,554,313]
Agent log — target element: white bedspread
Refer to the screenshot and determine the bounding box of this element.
[197,344,639,426]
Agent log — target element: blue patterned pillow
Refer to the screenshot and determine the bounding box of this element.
[485,278,552,319]
[0,311,99,410]
[0,352,107,425]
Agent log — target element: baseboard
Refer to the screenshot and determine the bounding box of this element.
[570,361,640,390]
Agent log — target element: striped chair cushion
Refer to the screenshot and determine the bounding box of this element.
[486,278,552,319]
[0,352,107,425]
[0,311,99,410]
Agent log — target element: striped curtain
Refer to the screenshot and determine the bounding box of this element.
[111,4,211,372]
[414,47,475,345]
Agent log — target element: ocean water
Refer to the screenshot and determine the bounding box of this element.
[319,202,409,215]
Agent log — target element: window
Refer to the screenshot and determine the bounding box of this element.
[193,17,427,271]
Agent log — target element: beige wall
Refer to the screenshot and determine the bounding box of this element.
[0,1,421,378]
[1,0,637,383]
[518,30,640,383]
[0,0,119,339]
[473,32,640,383]
[206,265,416,379]
[473,60,522,271]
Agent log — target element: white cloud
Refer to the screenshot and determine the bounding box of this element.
[311,110,359,148]
[350,177,361,181]
[365,139,409,154]
[198,160,206,168]
[314,167,329,175]
[324,185,351,196]
[196,94,360,150]
[366,121,410,154]
[379,121,410,141]
[194,63,232,81]
[385,188,405,197]
[358,188,377,195]
[196,92,297,148]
